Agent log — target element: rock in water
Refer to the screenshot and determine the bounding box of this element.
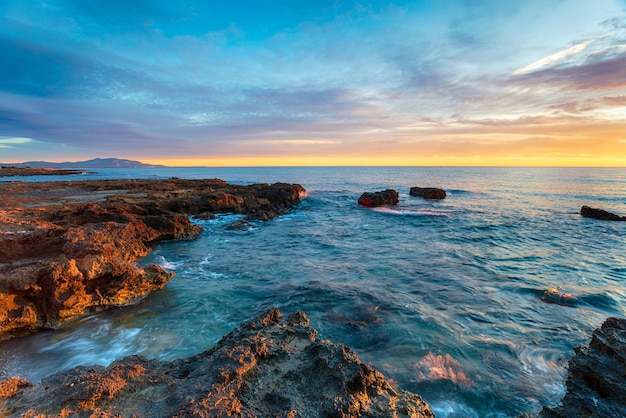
[580,205,626,221]
[537,317,626,418]
[358,189,400,207]
[409,187,446,200]
[0,308,434,418]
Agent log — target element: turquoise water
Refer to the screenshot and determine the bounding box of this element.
[1,167,625,417]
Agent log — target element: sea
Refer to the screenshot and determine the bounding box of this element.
[1,166,625,417]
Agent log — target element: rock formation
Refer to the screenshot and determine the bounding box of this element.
[0,308,434,418]
[0,167,89,177]
[580,205,626,221]
[409,187,446,200]
[358,189,400,207]
[0,179,305,340]
[537,317,626,418]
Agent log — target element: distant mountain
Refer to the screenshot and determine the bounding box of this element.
[2,158,166,169]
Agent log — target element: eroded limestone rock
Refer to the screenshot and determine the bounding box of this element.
[537,317,626,418]
[0,308,434,418]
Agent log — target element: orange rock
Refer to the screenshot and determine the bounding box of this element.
[1,308,434,418]
[0,178,305,340]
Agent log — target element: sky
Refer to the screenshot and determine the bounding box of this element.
[1,0,625,166]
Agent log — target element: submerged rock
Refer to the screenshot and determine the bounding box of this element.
[540,288,578,307]
[0,308,434,418]
[226,219,252,230]
[580,205,626,221]
[0,179,305,340]
[358,189,400,207]
[537,317,626,418]
[409,187,446,200]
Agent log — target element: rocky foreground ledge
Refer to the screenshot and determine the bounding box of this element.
[0,178,305,340]
[535,316,626,418]
[0,307,434,418]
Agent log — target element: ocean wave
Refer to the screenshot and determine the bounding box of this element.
[276,211,306,221]
[191,213,246,226]
[157,256,184,270]
[518,347,566,376]
[445,189,473,195]
[429,400,479,418]
[370,207,452,216]
[516,346,568,402]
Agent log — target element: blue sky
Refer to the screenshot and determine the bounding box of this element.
[1,0,625,165]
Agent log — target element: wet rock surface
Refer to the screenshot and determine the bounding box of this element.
[580,205,626,221]
[537,317,626,418]
[0,308,434,418]
[409,187,446,200]
[0,178,305,340]
[358,189,400,207]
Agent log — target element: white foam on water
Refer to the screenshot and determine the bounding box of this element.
[199,254,213,265]
[371,207,452,216]
[39,321,143,371]
[430,400,479,418]
[518,347,562,375]
[158,256,183,270]
[206,271,226,279]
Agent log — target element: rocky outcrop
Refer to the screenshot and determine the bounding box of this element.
[0,203,191,340]
[580,205,626,221]
[0,308,434,418]
[537,317,626,418]
[0,167,89,177]
[358,189,400,207]
[0,179,305,340]
[409,187,446,200]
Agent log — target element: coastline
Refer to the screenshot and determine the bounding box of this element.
[0,175,624,416]
[0,177,434,417]
[0,167,93,177]
[0,178,304,339]
[0,308,435,417]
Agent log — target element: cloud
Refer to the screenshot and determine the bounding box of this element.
[511,52,626,91]
[254,139,341,145]
[512,40,593,76]
[0,136,33,148]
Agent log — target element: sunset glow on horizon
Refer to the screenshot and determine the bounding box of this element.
[1,1,625,167]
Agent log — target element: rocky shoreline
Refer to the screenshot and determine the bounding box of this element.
[1,178,625,416]
[1,310,623,417]
[0,167,91,177]
[0,178,304,340]
[0,308,434,417]
[535,317,626,418]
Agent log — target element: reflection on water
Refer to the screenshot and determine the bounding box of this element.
[1,167,625,417]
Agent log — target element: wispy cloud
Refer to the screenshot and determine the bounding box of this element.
[254,139,342,145]
[511,40,593,76]
[0,136,33,148]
